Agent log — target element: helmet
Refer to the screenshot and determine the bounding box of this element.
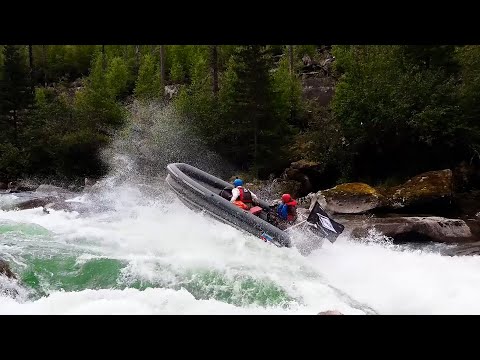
[233,178,243,187]
[281,194,292,203]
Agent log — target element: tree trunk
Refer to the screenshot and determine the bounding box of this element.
[13,109,18,147]
[28,45,33,72]
[160,45,165,95]
[102,45,106,71]
[28,45,34,91]
[42,45,47,86]
[211,45,219,97]
[289,45,294,75]
[135,45,140,75]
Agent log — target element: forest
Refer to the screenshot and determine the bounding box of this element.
[1,45,479,189]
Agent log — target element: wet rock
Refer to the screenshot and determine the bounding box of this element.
[282,160,323,196]
[452,161,480,192]
[0,259,16,279]
[35,184,73,195]
[319,183,386,214]
[44,200,114,215]
[301,77,335,106]
[443,241,480,256]
[1,196,58,211]
[383,169,453,214]
[7,179,39,192]
[0,259,22,298]
[347,216,477,244]
[452,190,480,218]
[84,177,97,188]
[318,310,343,315]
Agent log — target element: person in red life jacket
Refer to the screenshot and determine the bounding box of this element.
[276,193,298,228]
[230,178,258,210]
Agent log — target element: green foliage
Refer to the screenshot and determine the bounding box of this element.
[455,45,480,159]
[32,45,96,84]
[55,129,110,178]
[294,45,317,60]
[3,43,480,188]
[134,54,161,100]
[0,143,26,180]
[174,51,216,141]
[271,56,303,128]
[0,45,34,146]
[217,46,290,176]
[0,45,4,69]
[75,53,125,130]
[168,45,187,83]
[331,45,466,180]
[106,56,129,99]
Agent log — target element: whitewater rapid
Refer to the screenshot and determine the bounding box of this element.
[1,181,480,315]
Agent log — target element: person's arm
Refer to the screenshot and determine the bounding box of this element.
[230,188,240,202]
[249,190,258,202]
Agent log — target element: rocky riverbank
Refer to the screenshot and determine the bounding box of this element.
[2,164,480,256]
[247,163,480,255]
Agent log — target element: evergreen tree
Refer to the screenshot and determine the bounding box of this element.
[0,45,34,146]
[134,54,161,100]
[219,45,288,177]
[106,56,129,99]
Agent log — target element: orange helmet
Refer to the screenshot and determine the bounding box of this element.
[281,194,292,203]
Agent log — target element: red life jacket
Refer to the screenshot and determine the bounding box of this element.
[285,199,298,222]
[238,187,253,203]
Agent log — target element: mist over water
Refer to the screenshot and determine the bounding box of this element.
[102,101,235,186]
[1,101,480,314]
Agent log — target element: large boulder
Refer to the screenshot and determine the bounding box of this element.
[0,259,21,298]
[301,77,335,106]
[452,161,480,192]
[318,310,343,315]
[383,169,453,213]
[44,200,114,214]
[443,240,480,256]
[0,259,16,279]
[346,216,477,244]
[275,180,303,199]
[282,160,323,196]
[318,183,385,214]
[35,184,76,199]
[35,184,72,194]
[452,190,480,218]
[1,196,58,211]
[247,178,303,201]
[6,179,39,192]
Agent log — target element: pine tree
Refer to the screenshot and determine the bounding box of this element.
[134,54,161,100]
[0,45,34,146]
[211,45,219,96]
[106,56,129,99]
[219,45,287,177]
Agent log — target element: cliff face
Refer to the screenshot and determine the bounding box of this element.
[299,46,337,107]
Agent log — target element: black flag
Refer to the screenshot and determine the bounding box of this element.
[305,201,345,243]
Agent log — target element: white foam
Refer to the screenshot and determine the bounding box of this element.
[0,194,19,207]
[2,181,480,314]
[0,287,342,315]
[308,237,480,314]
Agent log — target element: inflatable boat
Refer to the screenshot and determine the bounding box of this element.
[165,163,344,248]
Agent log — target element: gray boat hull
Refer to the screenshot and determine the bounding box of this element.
[165,163,292,247]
